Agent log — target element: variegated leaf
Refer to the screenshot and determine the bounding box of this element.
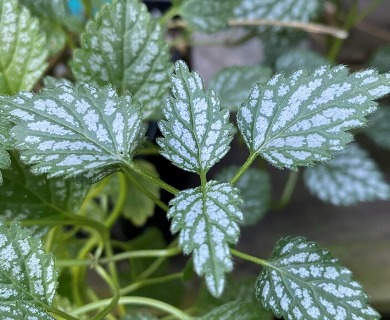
[158,61,234,174]
[216,166,271,225]
[71,0,172,119]
[181,0,239,33]
[256,236,379,320]
[1,155,88,235]
[210,65,272,111]
[168,181,243,297]
[365,106,390,150]
[233,0,320,29]
[0,301,55,320]
[0,118,13,185]
[275,49,329,75]
[0,222,58,318]
[303,144,390,205]
[1,83,146,183]
[0,0,48,94]
[237,66,390,170]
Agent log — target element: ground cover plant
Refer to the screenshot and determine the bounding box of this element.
[0,0,389,319]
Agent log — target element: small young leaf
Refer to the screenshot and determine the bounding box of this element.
[0,155,88,235]
[369,44,390,73]
[1,83,146,183]
[256,236,379,320]
[197,301,271,320]
[0,0,48,94]
[71,0,172,119]
[365,106,390,150]
[233,0,320,28]
[181,0,239,33]
[158,61,234,175]
[168,181,243,297]
[275,49,329,75]
[210,65,272,111]
[0,222,58,317]
[216,166,271,225]
[303,144,390,205]
[237,66,390,170]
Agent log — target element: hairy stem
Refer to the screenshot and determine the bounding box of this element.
[124,169,169,212]
[125,162,179,195]
[231,248,270,267]
[90,265,120,320]
[230,152,257,185]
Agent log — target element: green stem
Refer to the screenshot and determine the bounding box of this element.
[159,5,181,26]
[47,305,80,320]
[230,152,257,185]
[136,238,180,281]
[90,265,120,320]
[125,169,169,212]
[105,173,127,228]
[82,0,93,19]
[327,0,359,62]
[120,272,183,295]
[56,247,181,267]
[124,162,179,195]
[71,297,192,320]
[273,170,300,210]
[230,248,269,267]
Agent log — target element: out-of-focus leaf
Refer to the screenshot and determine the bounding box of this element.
[275,49,329,74]
[210,65,272,111]
[365,106,390,150]
[303,144,390,205]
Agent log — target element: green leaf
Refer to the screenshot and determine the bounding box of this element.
[369,44,390,73]
[237,66,390,170]
[121,161,160,226]
[1,83,147,183]
[181,0,239,33]
[0,118,13,185]
[233,0,321,28]
[168,181,243,297]
[197,301,271,320]
[256,236,379,320]
[303,144,390,206]
[71,0,172,119]
[210,65,272,111]
[365,106,390,150]
[0,221,58,317]
[0,0,48,94]
[275,49,330,75]
[0,155,88,235]
[216,166,271,225]
[158,61,234,175]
